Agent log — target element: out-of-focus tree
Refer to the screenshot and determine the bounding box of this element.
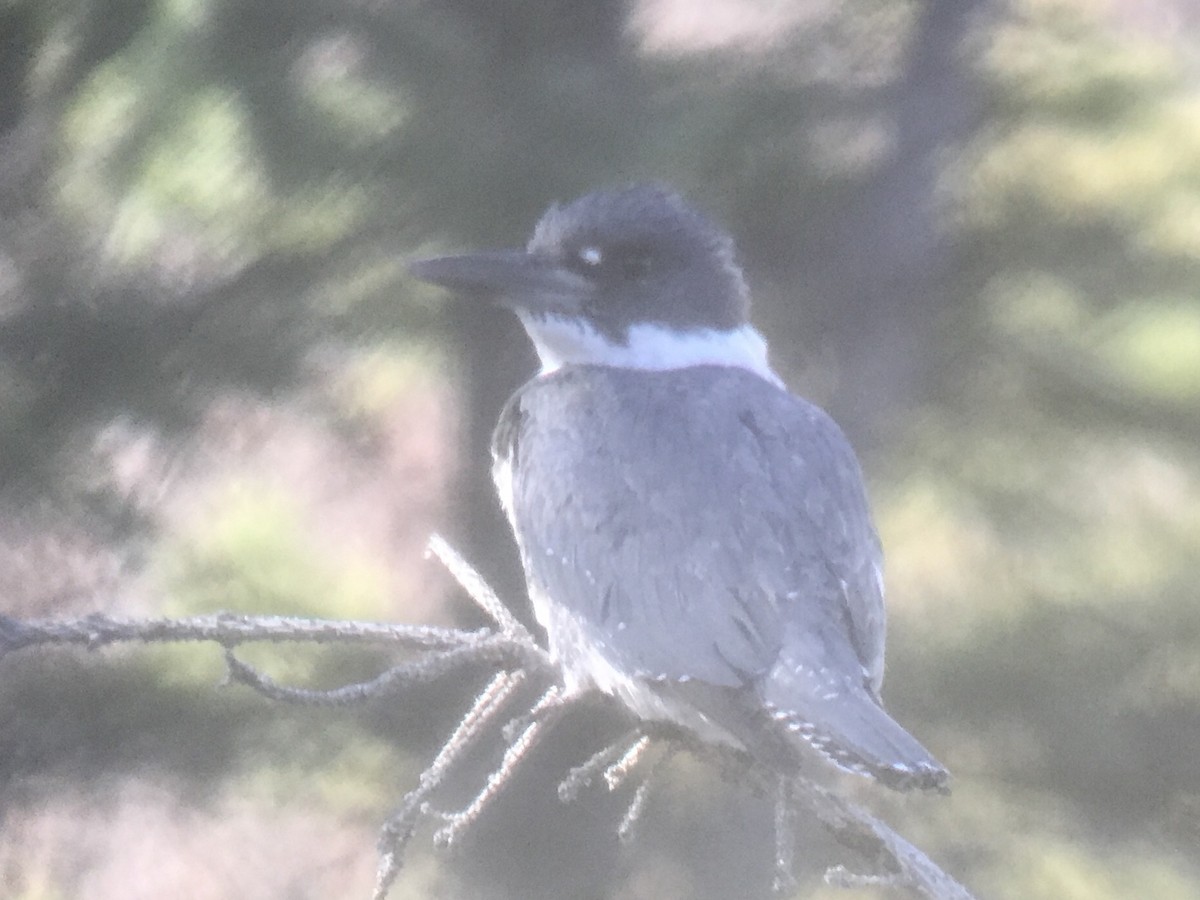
[875,3,1200,896]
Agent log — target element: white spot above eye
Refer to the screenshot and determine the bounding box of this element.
[579,246,603,266]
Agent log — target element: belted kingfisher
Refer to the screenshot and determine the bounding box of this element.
[411,184,947,792]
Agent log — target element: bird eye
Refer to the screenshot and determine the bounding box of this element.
[568,244,652,281]
[620,249,652,280]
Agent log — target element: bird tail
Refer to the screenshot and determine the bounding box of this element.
[771,688,949,792]
[749,625,950,792]
[665,673,948,792]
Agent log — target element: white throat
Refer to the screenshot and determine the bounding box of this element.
[517,313,782,386]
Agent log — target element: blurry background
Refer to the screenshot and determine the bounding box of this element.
[1,0,1198,897]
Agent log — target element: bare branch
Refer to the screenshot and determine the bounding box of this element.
[0,610,489,655]
[604,733,653,792]
[223,637,548,707]
[773,777,798,894]
[552,723,976,900]
[428,684,571,849]
[802,778,975,900]
[427,533,534,643]
[374,670,530,900]
[0,539,973,900]
[558,727,646,802]
[616,776,652,845]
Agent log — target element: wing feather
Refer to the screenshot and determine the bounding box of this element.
[494,365,884,693]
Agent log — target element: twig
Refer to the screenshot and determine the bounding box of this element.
[373,670,528,900]
[603,733,653,792]
[426,533,533,642]
[773,776,798,895]
[223,636,546,706]
[428,685,570,848]
[0,611,488,656]
[799,776,974,900]
[558,728,645,802]
[616,777,652,845]
[614,740,674,845]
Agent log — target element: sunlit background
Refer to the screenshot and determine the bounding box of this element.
[1,0,1198,897]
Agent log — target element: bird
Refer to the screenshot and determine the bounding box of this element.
[410,184,947,792]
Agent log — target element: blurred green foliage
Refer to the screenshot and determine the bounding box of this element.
[1,0,1198,897]
[159,484,389,620]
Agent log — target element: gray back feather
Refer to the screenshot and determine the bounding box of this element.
[493,365,886,696]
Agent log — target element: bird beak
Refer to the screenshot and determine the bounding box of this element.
[409,250,593,316]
